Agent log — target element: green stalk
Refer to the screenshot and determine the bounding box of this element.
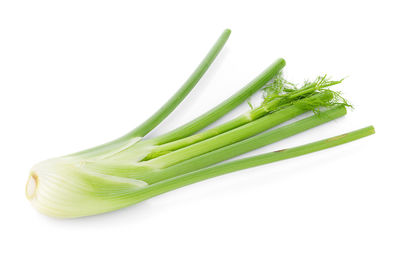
[145,105,305,168]
[142,105,347,183]
[84,93,339,180]
[147,73,344,157]
[153,58,286,144]
[142,92,333,168]
[130,126,374,203]
[144,99,282,160]
[73,29,231,157]
[124,29,231,139]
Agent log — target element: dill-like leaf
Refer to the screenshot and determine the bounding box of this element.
[259,74,351,113]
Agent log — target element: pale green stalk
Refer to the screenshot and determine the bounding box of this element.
[142,105,347,183]
[152,58,286,144]
[144,90,334,160]
[74,29,231,157]
[144,95,324,169]
[131,126,374,203]
[88,102,344,181]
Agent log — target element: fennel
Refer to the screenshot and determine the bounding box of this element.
[26,29,374,218]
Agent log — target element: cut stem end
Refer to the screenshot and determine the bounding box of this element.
[26,173,38,200]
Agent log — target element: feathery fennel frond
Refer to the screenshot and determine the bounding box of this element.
[258,74,351,113]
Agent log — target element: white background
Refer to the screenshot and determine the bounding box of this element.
[1,0,399,252]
